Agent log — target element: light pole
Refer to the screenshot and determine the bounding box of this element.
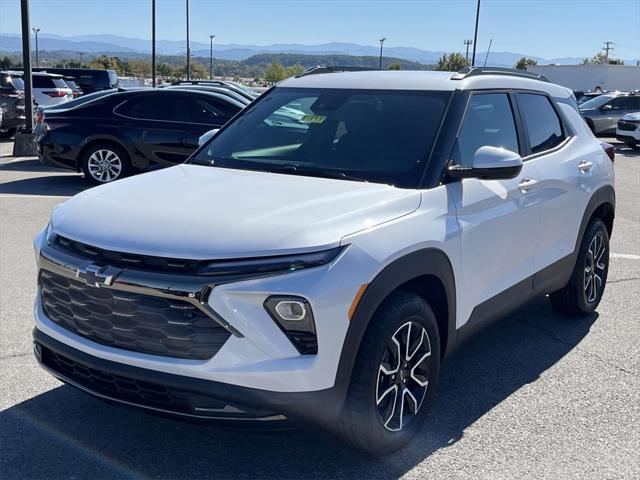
[152,0,156,87]
[471,0,481,66]
[32,27,40,67]
[185,0,190,80]
[209,34,215,80]
[379,37,386,69]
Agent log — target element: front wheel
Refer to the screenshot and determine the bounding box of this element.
[549,219,610,316]
[335,291,440,455]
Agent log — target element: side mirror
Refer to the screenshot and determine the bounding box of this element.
[448,146,523,180]
[198,128,219,146]
[600,104,613,111]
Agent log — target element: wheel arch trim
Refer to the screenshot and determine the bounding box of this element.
[335,248,456,391]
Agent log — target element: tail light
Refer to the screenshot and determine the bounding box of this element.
[601,142,615,162]
[42,91,67,98]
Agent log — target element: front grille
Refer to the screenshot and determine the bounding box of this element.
[40,345,198,414]
[53,236,202,274]
[618,121,638,132]
[39,270,231,360]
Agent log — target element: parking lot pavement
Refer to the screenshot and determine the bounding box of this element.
[1,138,638,479]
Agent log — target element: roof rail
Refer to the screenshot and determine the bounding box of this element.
[170,80,232,86]
[295,66,380,78]
[451,66,549,82]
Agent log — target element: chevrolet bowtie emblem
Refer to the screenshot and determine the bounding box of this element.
[76,263,123,288]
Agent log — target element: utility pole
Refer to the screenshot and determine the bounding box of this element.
[186,0,190,80]
[152,0,156,87]
[77,51,85,66]
[32,27,40,68]
[471,0,481,66]
[209,34,215,80]
[602,41,614,63]
[464,39,472,63]
[483,38,492,66]
[379,37,386,69]
[21,0,33,132]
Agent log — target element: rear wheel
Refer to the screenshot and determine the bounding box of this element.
[549,219,609,316]
[335,291,440,455]
[81,142,131,184]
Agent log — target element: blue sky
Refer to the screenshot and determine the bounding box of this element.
[0,0,639,59]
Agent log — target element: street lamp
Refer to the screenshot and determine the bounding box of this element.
[185,0,190,80]
[32,27,40,67]
[209,34,216,80]
[379,37,386,69]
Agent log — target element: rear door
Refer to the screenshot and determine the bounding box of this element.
[115,93,192,166]
[181,94,243,151]
[451,92,541,322]
[517,92,594,274]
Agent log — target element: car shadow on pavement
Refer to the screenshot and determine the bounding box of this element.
[0,173,87,197]
[0,297,597,479]
[0,158,63,173]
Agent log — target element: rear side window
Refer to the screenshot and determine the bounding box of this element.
[186,96,240,125]
[117,95,186,121]
[455,93,519,167]
[517,93,564,155]
[608,96,640,110]
[0,74,24,91]
[32,76,54,88]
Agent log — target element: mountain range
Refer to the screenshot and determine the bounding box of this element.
[0,33,615,66]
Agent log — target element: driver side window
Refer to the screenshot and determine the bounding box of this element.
[455,93,519,167]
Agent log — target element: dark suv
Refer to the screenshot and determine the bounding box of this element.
[0,71,26,138]
[32,68,118,94]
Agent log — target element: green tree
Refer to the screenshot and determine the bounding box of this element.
[387,63,402,70]
[285,64,305,77]
[0,56,15,70]
[515,57,537,70]
[582,51,624,65]
[157,63,173,79]
[190,62,208,80]
[435,52,469,72]
[264,61,287,82]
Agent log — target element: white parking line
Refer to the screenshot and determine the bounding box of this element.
[611,253,640,260]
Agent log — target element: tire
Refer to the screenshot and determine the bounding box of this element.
[335,291,441,456]
[81,142,131,184]
[0,127,17,139]
[549,219,610,316]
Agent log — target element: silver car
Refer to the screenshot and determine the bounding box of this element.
[580,92,640,135]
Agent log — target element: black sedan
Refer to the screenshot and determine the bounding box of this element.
[37,88,247,183]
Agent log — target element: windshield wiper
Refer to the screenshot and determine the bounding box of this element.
[277,164,369,183]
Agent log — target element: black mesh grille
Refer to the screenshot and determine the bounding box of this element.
[39,270,230,360]
[618,121,637,132]
[53,236,202,274]
[40,345,199,414]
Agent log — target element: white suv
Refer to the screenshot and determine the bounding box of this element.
[33,67,615,455]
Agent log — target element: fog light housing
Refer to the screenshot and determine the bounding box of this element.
[264,296,317,355]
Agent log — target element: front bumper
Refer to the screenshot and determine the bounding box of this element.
[33,328,344,427]
[34,226,378,395]
[616,131,639,144]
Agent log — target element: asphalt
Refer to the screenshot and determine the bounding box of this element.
[0,139,638,480]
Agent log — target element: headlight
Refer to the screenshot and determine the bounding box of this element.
[264,296,317,355]
[196,246,345,276]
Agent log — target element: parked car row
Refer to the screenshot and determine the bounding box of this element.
[36,82,250,182]
[579,90,640,136]
[0,68,120,138]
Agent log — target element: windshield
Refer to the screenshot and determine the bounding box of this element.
[192,87,450,188]
[580,95,613,109]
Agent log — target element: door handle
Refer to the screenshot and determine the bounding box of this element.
[578,160,593,172]
[518,178,538,193]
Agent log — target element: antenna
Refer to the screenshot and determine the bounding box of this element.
[483,38,492,67]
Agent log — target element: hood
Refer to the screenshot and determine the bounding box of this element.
[52,165,421,259]
[622,112,640,122]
